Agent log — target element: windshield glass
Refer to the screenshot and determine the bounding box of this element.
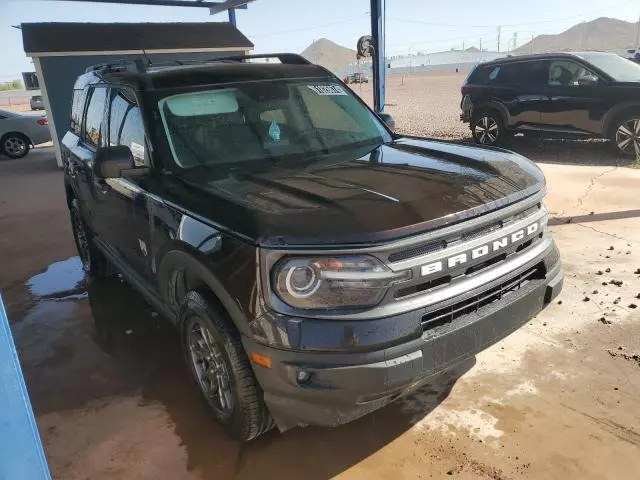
[157,78,391,169]
[581,53,640,82]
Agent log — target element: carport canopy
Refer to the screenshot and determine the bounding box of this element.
[41,0,388,111]
[22,21,253,166]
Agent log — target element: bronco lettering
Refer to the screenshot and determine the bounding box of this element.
[420,220,544,277]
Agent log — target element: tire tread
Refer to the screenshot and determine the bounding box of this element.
[182,290,273,441]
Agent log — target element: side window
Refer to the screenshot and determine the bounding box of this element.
[83,87,108,147]
[493,64,521,84]
[548,60,596,86]
[520,61,549,86]
[70,88,88,135]
[119,108,146,166]
[486,62,549,86]
[488,66,501,82]
[107,90,130,146]
[107,88,147,166]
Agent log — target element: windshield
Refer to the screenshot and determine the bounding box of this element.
[157,78,391,169]
[581,53,640,82]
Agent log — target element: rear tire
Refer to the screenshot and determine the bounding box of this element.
[471,111,505,147]
[181,290,272,442]
[611,112,640,158]
[69,198,111,277]
[1,133,30,159]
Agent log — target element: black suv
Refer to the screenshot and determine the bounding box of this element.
[62,54,563,441]
[461,52,640,156]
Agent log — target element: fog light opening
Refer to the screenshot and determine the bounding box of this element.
[296,370,312,385]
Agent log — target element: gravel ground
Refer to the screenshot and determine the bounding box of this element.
[353,71,472,140]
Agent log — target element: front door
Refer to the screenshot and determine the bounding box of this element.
[69,86,108,235]
[92,87,152,278]
[541,59,604,134]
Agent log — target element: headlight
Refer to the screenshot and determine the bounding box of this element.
[272,255,410,310]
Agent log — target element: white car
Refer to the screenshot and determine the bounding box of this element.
[0,109,51,159]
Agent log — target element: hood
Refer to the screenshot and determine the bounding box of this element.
[162,138,545,246]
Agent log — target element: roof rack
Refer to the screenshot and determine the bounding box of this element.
[84,53,311,75]
[85,60,130,73]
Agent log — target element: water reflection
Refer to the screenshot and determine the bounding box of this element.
[84,277,474,478]
[26,256,86,299]
[18,269,474,479]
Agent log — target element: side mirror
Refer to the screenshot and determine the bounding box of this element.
[93,145,134,179]
[577,75,598,86]
[378,112,396,132]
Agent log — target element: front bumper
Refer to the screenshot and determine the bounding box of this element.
[244,245,563,432]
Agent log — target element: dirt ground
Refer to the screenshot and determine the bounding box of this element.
[1,84,640,479]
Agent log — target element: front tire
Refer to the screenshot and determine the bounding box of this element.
[471,112,504,146]
[2,133,30,159]
[69,198,110,277]
[181,291,272,441]
[612,113,640,158]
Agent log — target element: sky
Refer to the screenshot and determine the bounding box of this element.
[1,0,639,81]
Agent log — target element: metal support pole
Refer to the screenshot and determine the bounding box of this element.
[228,8,237,26]
[370,0,385,113]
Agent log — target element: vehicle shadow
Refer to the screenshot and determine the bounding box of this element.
[86,276,474,479]
[505,137,631,166]
[451,136,634,167]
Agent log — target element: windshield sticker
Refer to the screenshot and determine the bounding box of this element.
[307,84,348,96]
[268,121,281,141]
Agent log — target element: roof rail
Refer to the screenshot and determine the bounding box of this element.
[84,53,311,75]
[212,53,312,65]
[84,60,131,73]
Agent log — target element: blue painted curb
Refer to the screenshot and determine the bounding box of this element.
[0,295,51,480]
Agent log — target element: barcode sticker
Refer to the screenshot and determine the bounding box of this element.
[307,84,348,96]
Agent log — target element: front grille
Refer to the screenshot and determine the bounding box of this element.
[421,263,544,330]
[387,201,541,265]
[511,204,541,223]
[461,221,503,242]
[388,240,446,263]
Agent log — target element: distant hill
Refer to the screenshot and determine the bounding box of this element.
[515,17,639,55]
[300,38,358,73]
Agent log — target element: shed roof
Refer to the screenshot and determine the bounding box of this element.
[22,22,253,56]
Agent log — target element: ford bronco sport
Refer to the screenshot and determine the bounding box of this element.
[62,54,563,441]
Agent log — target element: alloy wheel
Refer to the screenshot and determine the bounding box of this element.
[188,319,234,417]
[615,118,640,156]
[3,136,27,156]
[474,116,500,145]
